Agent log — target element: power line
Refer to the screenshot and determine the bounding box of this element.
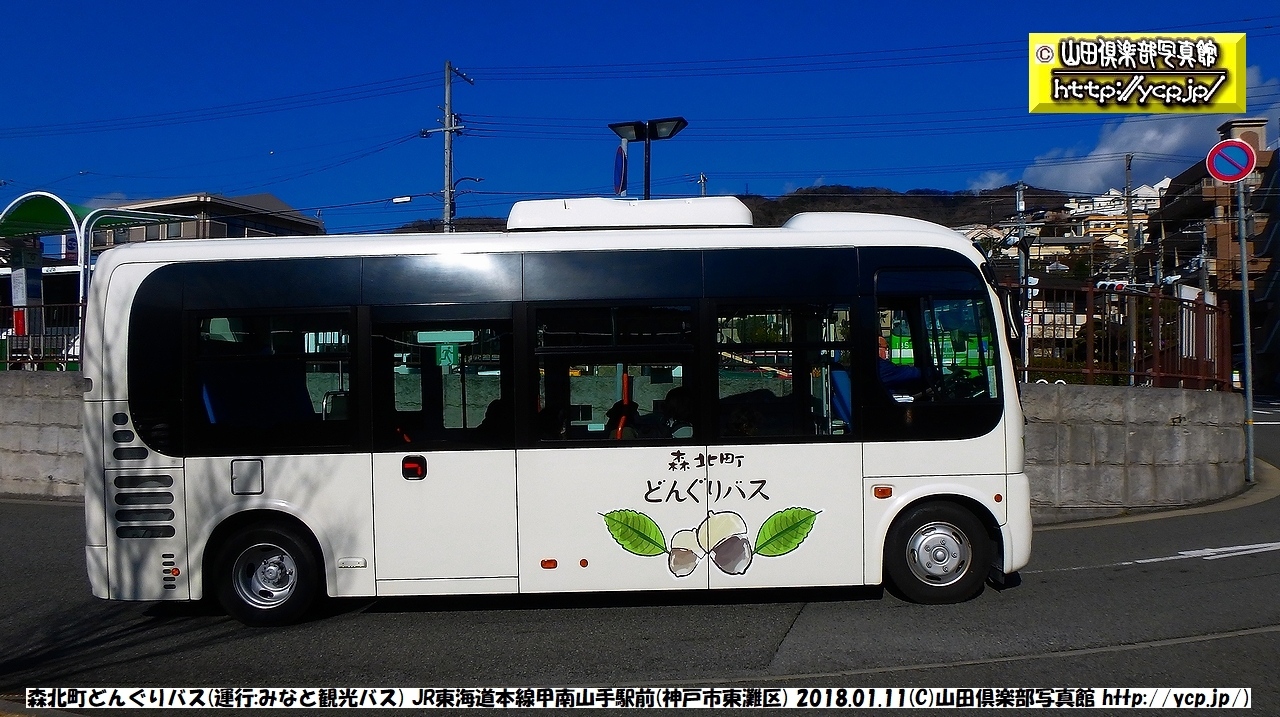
[2,15,1275,138]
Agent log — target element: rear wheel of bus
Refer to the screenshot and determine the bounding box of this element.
[884,501,991,604]
[213,522,320,626]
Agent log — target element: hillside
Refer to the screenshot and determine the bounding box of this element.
[394,184,1069,232]
[738,184,1069,228]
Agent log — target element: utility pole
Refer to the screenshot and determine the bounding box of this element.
[1124,153,1136,386]
[420,60,473,232]
[1016,181,1029,382]
[1153,219,1163,288]
[1199,222,1210,295]
[1125,153,1134,280]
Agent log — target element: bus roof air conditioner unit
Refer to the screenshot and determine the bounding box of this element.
[506,197,753,231]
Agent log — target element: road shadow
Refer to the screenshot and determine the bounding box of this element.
[0,600,252,692]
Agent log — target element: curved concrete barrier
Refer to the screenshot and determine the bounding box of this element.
[0,374,1251,525]
[1021,383,1246,524]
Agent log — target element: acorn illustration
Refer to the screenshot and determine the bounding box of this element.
[697,511,753,575]
[668,529,703,578]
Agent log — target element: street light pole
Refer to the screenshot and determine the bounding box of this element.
[644,132,652,201]
[449,177,483,227]
[608,117,687,200]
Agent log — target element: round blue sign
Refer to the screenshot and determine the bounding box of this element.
[613,146,627,195]
[1205,139,1257,184]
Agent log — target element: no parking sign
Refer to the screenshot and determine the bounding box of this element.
[1205,138,1257,183]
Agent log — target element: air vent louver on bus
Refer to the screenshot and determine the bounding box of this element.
[113,477,177,540]
[162,553,178,590]
[114,475,173,489]
[116,525,176,539]
[114,492,174,505]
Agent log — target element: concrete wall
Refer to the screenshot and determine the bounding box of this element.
[1022,383,1246,524]
[0,373,1251,524]
[0,371,85,498]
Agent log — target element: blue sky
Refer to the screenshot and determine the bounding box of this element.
[1,2,1277,233]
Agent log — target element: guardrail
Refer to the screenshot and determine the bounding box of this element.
[1015,286,1230,390]
[1,303,82,370]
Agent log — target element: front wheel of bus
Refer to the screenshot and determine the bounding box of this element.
[214,523,320,627]
[885,502,990,605]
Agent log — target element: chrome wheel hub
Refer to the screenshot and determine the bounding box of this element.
[232,543,298,609]
[905,521,970,586]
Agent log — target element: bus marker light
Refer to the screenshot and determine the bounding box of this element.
[579,559,588,567]
[401,456,427,479]
[170,568,179,576]
[873,486,893,499]
[995,494,1003,503]
[541,559,558,569]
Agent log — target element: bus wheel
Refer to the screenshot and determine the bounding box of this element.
[885,502,990,604]
[214,523,319,626]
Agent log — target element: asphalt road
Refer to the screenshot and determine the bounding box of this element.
[2,411,1279,711]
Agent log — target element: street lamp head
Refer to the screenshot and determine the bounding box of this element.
[608,116,690,201]
[648,116,688,140]
[609,121,647,142]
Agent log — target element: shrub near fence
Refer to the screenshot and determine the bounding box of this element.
[1019,286,1230,390]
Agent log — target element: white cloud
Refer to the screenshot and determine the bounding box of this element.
[1022,65,1280,194]
[811,176,826,187]
[967,170,1010,191]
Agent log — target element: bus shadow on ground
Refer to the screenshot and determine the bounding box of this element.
[358,585,884,616]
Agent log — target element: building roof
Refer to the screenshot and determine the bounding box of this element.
[108,192,323,232]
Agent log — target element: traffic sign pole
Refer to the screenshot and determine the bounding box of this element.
[1238,181,1254,484]
[1206,138,1258,484]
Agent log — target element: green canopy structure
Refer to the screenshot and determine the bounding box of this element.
[0,191,192,307]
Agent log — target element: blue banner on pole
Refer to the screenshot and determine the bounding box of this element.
[614,145,628,196]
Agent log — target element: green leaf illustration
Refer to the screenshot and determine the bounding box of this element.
[753,507,819,557]
[601,510,668,556]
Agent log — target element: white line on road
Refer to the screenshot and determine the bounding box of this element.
[1025,541,1280,573]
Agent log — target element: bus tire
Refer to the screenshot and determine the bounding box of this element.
[213,522,320,626]
[884,502,990,604]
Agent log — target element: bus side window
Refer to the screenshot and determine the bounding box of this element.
[715,304,853,440]
[533,305,696,443]
[865,269,1003,442]
[189,311,353,455]
[371,321,513,451]
[873,298,999,403]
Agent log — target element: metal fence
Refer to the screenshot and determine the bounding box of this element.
[1018,286,1230,389]
[1,303,82,370]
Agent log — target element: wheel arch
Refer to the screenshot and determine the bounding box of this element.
[197,509,327,601]
[867,490,1004,586]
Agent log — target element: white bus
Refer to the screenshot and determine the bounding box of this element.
[82,197,1031,626]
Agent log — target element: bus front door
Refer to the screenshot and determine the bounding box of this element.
[369,317,518,595]
[516,357,710,593]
